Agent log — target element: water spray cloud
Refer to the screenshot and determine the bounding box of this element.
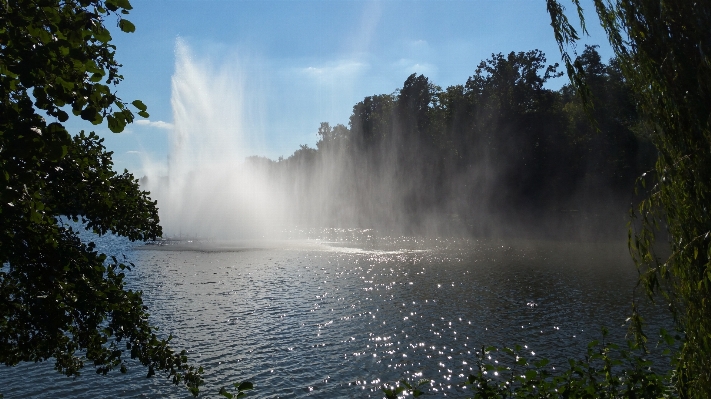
[141,40,286,239]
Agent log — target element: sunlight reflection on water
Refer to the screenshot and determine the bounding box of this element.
[0,231,668,398]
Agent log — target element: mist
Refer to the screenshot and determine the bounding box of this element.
[141,41,288,239]
[141,44,654,241]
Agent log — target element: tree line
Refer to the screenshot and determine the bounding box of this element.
[256,45,655,239]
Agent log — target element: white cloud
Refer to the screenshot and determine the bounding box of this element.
[301,60,369,81]
[126,150,140,154]
[393,58,437,77]
[409,39,428,48]
[135,119,174,130]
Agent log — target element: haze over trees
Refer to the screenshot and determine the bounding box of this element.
[263,46,655,239]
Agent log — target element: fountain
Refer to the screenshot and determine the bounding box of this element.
[141,40,288,240]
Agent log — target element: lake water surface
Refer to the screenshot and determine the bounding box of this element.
[0,230,668,398]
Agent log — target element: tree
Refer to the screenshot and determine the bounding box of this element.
[548,0,711,396]
[560,45,651,199]
[464,51,574,213]
[397,73,437,143]
[349,93,395,150]
[0,0,203,395]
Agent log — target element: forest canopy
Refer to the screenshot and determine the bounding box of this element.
[256,46,655,239]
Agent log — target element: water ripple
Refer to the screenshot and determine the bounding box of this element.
[0,236,671,398]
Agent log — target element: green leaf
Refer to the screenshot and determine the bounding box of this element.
[131,100,147,111]
[94,27,112,43]
[236,381,253,391]
[119,19,136,33]
[57,110,69,122]
[219,387,234,399]
[525,369,537,380]
[49,144,68,161]
[80,107,101,124]
[107,115,125,133]
[113,0,134,10]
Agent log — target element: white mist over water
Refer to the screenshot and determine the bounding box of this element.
[142,41,288,239]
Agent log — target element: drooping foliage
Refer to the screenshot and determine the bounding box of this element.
[0,0,202,394]
[548,1,711,396]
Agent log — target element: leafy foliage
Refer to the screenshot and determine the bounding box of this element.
[382,378,429,399]
[548,1,711,396]
[463,329,673,398]
[218,381,254,399]
[0,0,204,395]
[385,328,676,398]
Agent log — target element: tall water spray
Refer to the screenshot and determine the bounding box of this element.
[142,41,288,239]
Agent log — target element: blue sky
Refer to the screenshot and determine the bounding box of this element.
[69,0,612,176]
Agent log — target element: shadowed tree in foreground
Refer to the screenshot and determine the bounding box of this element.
[548,0,711,396]
[0,0,205,395]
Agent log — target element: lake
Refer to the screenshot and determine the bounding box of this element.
[0,229,669,398]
